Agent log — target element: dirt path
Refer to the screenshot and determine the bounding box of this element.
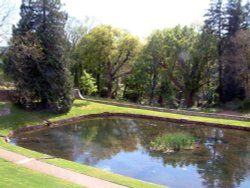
[0,148,127,188]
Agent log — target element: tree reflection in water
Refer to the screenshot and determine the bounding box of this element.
[13,118,250,188]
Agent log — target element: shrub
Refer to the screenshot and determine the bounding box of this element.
[150,132,195,152]
[80,71,97,95]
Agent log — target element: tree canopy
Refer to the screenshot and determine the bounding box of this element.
[6,0,72,113]
[2,0,250,110]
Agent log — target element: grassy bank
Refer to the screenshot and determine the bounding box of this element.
[0,158,83,188]
[1,100,250,135]
[1,99,250,188]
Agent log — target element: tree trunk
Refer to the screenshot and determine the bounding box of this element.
[123,83,127,99]
[218,42,224,103]
[149,73,157,105]
[245,73,250,100]
[185,91,195,108]
[107,74,113,98]
[96,74,101,95]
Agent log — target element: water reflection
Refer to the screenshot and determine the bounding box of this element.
[12,118,250,188]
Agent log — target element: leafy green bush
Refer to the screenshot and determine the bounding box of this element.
[80,71,97,95]
[150,132,195,152]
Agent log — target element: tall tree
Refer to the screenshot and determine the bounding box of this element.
[143,30,165,105]
[204,0,248,103]
[222,0,245,102]
[203,0,225,103]
[230,29,250,100]
[7,0,72,113]
[136,26,217,108]
[225,0,243,38]
[65,16,91,87]
[75,25,140,98]
[123,58,152,103]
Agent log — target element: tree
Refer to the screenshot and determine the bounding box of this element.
[127,26,217,108]
[203,0,226,103]
[143,30,165,105]
[123,59,151,103]
[230,29,250,100]
[65,16,95,50]
[65,16,92,87]
[75,25,140,98]
[80,71,97,95]
[222,0,246,102]
[225,0,244,38]
[124,48,158,104]
[144,26,218,108]
[7,0,72,113]
[204,0,248,103]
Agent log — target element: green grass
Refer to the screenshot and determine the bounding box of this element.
[47,159,163,188]
[1,100,250,137]
[0,158,83,188]
[1,99,250,188]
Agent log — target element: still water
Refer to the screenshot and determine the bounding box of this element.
[11,118,250,188]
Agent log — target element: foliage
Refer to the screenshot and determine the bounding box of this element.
[63,1,250,108]
[150,132,195,152]
[204,0,250,103]
[123,52,152,103]
[2,0,250,112]
[6,0,72,113]
[65,16,90,49]
[239,100,250,111]
[80,71,97,95]
[134,26,218,108]
[229,29,250,100]
[74,25,141,98]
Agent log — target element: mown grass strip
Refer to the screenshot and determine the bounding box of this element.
[0,158,84,188]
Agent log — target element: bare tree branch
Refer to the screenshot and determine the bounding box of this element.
[0,0,16,44]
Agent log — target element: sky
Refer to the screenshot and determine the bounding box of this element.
[2,0,211,45]
[62,0,211,37]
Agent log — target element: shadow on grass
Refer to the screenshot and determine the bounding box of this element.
[0,106,52,133]
[0,101,92,135]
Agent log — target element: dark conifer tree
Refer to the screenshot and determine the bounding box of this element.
[7,0,72,113]
[204,0,247,103]
[203,0,225,103]
[225,0,243,38]
[222,0,245,102]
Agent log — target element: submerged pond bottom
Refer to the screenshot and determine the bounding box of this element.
[11,118,250,188]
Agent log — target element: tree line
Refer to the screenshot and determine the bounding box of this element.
[69,0,250,108]
[3,0,250,113]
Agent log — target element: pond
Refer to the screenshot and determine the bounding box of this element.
[11,118,250,188]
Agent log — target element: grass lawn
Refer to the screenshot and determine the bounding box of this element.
[1,99,250,188]
[0,158,83,188]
